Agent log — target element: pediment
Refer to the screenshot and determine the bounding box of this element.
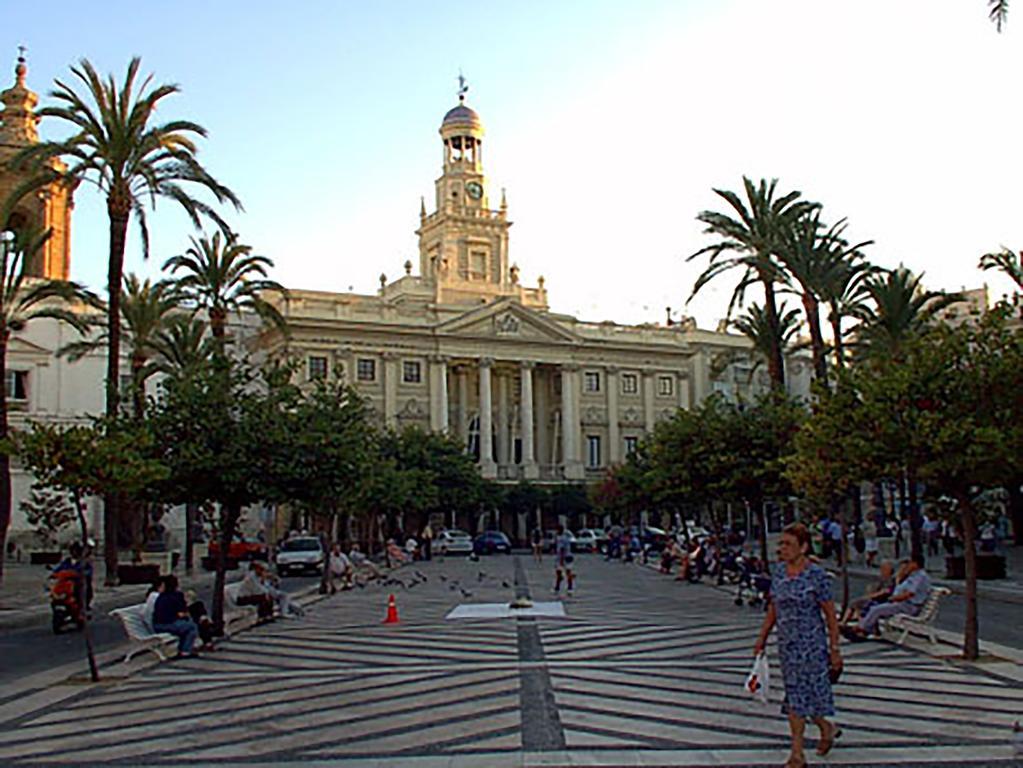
[7,336,52,358]
[436,299,578,343]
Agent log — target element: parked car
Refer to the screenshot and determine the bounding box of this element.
[204,537,268,570]
[543,529,575,553]
[436,529,473,555]
[275,536,325,576]
[640,526,670,553]
[573,529,599,552]
[473,531,512,555]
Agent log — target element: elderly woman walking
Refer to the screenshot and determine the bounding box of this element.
[754,523,843,767]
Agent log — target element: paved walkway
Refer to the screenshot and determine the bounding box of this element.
[0,555,1020,766]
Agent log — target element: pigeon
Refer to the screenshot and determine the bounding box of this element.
[459,588,473,598]
[477,572,486,583]
[439,574,447,582]
[502,581,511,589]
[415,570,428,582]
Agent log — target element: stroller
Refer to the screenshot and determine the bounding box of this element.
[734,555,771,609]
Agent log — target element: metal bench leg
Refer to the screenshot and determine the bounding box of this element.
[898,627,909,645]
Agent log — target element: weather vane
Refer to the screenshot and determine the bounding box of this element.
[17,45,26,61]
[457,71,468,102]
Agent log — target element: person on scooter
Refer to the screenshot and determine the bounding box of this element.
[52,542,92,614]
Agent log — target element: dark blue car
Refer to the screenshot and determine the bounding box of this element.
[473,531,512,555]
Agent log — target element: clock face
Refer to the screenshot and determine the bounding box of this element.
[466,181,483,200]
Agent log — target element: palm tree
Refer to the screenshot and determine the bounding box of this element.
[819,254,876,370]
[854,267,961,361]
[150,314,214,377]
[979,248,1023,291]
[990,0,1010,31]
[689,177,818,391]
[8,57,240,582]
[730,301,804,386]
[59,275,179,420]
[776,213,872,385]
[0,227,96,581]
[163,231,287,347]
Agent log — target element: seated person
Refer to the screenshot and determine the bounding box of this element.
[152,575,200,659]
[660,540,679,574]
[143,577,165,633]
[349,544,383,581]
[841,560,895,624]
[254,562,304,619]
[236,563,275,620]
[845,555,931,639]
[404,536,419,561]
[328,544,354,593]
[386,538,410,567]
[185,589,216,649]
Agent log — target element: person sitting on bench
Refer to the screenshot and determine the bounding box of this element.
[152,575,200,659]
[843,555,930,639]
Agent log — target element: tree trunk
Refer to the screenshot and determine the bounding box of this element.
[760,275,786,391]
[829,308,845,370]
[72,490,100,682]
[801,292,828,385]
[1008,480,1023,547]
[959,496,980,661]
[907,467,924,564]
[103,204,130,586]
[839,510,850,616]
[210,502,241,635]
[184,503,197,572]
[754,499,769,565]
[0,336,10,583]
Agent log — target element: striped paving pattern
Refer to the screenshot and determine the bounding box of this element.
[0,554,1020,766]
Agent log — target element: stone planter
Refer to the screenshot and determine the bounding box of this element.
[29,551,62,566]
[116,563,160,585]
[945,554,1007,580]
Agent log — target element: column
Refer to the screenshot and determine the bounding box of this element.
[478,358,496,476]
[520,361,538,479]
[642,371,655,434]
[606,366,621,464]
[456,366,469,444]
[678,373,691,411]
[534,368,548,466]
[561,364,583,480]
[429,355,449,432]
[496,369,510,466]
[692,351,710,406]
[383,353,398,428]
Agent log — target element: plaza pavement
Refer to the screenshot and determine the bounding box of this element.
[0,554,1021,767]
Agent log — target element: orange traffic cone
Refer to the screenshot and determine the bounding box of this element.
[383,593,400,624]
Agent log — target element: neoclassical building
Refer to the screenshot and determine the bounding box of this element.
[260,92,806,484]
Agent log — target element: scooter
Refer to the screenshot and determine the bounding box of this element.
[49,567,85,634]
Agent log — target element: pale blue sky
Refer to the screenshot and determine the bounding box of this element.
[4,1,1021,326]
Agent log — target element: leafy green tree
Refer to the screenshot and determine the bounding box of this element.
[11,420,167,680]
[0,226,95,582]
[163,231,286,346]
[689,177,818,390]
[8,57,240,582]
[22,485,75,550]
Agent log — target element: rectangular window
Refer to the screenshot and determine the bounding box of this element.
[621,373,638,394]
[658,375,674,396]
[624,436,639,456]
[403,360,422,384]
[587,435,601,468]
[308,356,328,381]
[356,358,376,382]
[5,370,27,400]
[583,371,600,393]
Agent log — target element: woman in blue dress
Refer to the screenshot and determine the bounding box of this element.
[754,523,842,768]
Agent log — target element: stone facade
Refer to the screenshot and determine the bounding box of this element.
[258,94,809,484]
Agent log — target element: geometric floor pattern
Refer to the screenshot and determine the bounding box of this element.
[0,554,1020,766]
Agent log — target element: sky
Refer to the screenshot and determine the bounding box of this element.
[3,0,1021,329]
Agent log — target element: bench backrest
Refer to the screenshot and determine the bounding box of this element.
[111,604,152,641]
[225,582,243,607]
[916,586,951,622]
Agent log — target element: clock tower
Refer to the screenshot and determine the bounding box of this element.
[416,83,512,298]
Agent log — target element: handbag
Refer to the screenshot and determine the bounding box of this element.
[744,653,770,704]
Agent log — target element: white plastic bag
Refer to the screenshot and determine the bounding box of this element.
[745,653,770,704]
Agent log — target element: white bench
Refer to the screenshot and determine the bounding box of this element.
[109,604,177,663]
[883,586,952,645]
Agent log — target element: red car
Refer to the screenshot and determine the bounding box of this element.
[204,538,268,569]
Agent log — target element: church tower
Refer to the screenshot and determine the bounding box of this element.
[416,82,513,302]
[0,51,72,280]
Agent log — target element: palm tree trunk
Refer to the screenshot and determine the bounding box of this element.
[131,354,146,422]
[801,293,828,384]
[760,277,786,391]
[103,203,130,586]
[958,495,980,661]
[829,307,845,370]
[0,336,10,583]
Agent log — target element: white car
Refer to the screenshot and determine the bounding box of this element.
[275,537,325,576]
[573,529,599,552]
[436,529,473,555]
